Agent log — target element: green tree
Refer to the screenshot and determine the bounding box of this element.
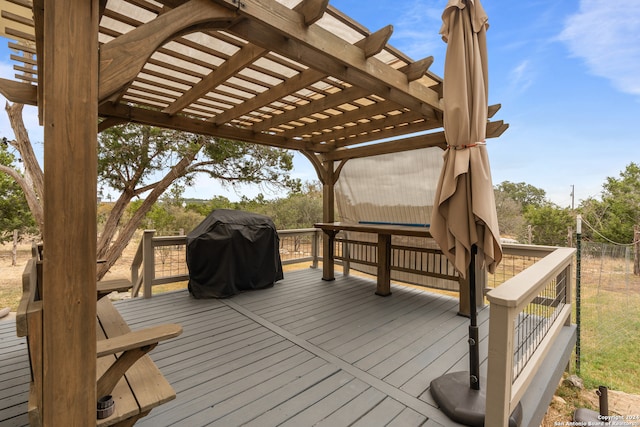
[579,162,640,244]
[494,188,524,239]
[266,181,323,229]
[185,196,235,217]
[96,123,300,278]
[0,141,36,242]
[1,102,44,233]
[523,203,573,246]
[496,181,547,209]
[495,180,574,246]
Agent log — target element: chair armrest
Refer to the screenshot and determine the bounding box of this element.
[96,323,182,398]
[97,324,182,357]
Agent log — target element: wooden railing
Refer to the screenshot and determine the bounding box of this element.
[128,230,576,425]
[485,246,575,426]
[335,235,460,283]
[488,243,559,290]
[130,229,321,298]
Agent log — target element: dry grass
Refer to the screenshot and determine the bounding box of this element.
[0,242,32,310]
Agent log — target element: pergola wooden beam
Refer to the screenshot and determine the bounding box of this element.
[487,119,509,138]
[323,130,448,162]
[209,23,395,126]
[0,78,37,105]
[251,86,369,133]
[298,0,329,26]
[302,113,428,148]
[359,25,393,59]
[163,42,267,115]
[224,0,441,116]
[233,20,439,120]
[8,41,36,53]
[324,118,441,149]
[488,103,502,118]
[401,56,434,82]
[209,66,325,125]
[98,102,326,152]
[313,112,431,146]
[98,0,238,102]
[322,119,508,161]
[279,99,404,139]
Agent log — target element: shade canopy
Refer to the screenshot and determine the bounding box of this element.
[430,0,502,277]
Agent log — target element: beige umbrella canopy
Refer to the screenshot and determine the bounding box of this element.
[430,0,502,278]
[430,2,521,425]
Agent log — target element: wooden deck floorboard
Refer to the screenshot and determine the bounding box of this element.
[0,267,575,426]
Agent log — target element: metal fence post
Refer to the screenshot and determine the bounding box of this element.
[576,215,582,373]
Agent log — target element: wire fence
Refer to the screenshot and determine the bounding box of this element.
[577,240,640,393]
[140,228,640,392]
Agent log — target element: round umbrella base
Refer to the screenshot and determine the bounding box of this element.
[430,371,523,427]
[573,408,606,423]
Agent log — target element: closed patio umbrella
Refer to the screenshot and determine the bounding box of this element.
[429,0,521,425]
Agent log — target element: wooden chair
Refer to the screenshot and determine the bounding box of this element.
[34,243,134,299]
[16,257,182,426]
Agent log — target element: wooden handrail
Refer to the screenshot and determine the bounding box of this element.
[485,247,575,426]
[130,228,322,297]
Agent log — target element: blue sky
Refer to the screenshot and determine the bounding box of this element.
[321,0,640,208]
[1,0,638,207]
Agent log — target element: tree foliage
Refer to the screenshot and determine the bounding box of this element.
[95,123,300,278]
[1,102,44,233]
[523,203,573,246]
[493,188,524,239]
[579,162,640,244]
[0,142,36,242]
[495,180,573,246]
[262,181,323,230]
[495,181,547,209]
[114,181,322,240]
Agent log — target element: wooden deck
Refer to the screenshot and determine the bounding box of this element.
[0,268,573,426]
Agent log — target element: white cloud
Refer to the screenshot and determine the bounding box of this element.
[558,0,640,96]
[508,60,534,95]
[391,0,445,60]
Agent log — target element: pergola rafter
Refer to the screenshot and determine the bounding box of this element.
[0,0,503,155]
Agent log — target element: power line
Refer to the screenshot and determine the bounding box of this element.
[580,217,640,246]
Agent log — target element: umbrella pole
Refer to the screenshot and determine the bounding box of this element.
[469,244,480,390]
[430,244,522,426]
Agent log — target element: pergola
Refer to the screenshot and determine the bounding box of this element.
[0,0,506,424]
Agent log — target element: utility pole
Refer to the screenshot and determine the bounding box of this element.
[570,184,575,210]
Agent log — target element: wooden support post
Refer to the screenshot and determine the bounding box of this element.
[42,0,98,425]
[375,233,392,296]
[143,229,155,298]
[321,160,335,281]
[311,228,320,269]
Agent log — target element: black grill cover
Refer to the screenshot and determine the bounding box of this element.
[186,209,283,298]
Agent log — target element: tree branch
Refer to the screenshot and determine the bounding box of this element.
[0,164,44,231]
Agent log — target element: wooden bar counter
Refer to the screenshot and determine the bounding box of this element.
[314,222,432,296]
